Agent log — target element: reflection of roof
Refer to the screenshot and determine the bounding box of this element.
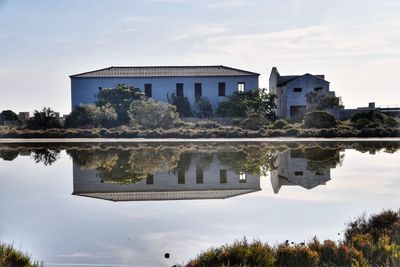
[277,74,327,86]
[73,189,260,202]
[70,65,260,78]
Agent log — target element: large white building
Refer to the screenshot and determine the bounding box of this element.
[70,65,259,110]
[269,67,336,121]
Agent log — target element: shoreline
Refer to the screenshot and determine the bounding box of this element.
[1,137,400,143]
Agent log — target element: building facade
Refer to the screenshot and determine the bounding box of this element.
[269,67,333,121]
[70,65,259,111]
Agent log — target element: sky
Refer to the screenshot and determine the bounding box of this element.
[0,0,400,114]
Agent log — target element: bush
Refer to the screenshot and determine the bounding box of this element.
[194,97,213,118]
[0,110,19,124]
[128,99,180,129]
[0,242,42,267]
[240,114,268,130]
[304,111,337,129]
[167,93,192,117]
[276,244,319,267]
[384,116,400,128]
[28,107,61,129]
[65,104,118,128]
[274,119,290,129]
[195,120,220,129]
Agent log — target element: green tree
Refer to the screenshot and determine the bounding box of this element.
[28,107,61,129]
[306,91,342,111]
[216,88,276,118]
[65,104,118,128]
[0,110,19,124]
[96,84,145,124]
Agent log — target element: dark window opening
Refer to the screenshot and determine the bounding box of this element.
[196,168,203,184]
[295,171,303,176]
[195,83,202,98]
[146,174,154,184]
[293,87,302,92]
[315,171,324,176]
[176,83,184,97]
[314,87,323,92]
[98,86,102,91]
[220,169,227,184]
[218,82,226,96]
[178,170,185,184]
[144,84,152,97]
[237,82,245,93]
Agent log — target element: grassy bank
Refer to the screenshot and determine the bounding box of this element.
[0,242,42,267]
[186,210,400,267]
[0,125,399,139]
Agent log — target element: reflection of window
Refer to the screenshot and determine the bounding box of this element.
[237,82,245,93]
[295,171,303,176]
[178,170,185,184]
[196,168,203,184]
[220,169,227,183]
[146,174,154,184]
[176,83,184,97]
[239,172,246,183]
[218,82,226,96]
[315,171,324,176]
[144,84,152,97]
[293,87,302,92]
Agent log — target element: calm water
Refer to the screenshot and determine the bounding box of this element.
[0,141,399,266]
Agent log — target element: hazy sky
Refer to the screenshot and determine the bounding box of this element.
[1,0,400,114]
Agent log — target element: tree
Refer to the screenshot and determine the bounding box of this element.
[167,93,192,117]
[128,98,180,129]
[306,91,342,111]
[216,89,276,118]
[0,110,19,124]
[193,97,213,118]
[65,104,118,128]
[96,84,145,124]
[28,107,61,129]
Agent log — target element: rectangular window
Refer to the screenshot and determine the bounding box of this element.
[144,84,152,97]
[315,171,324,176]
[98,86,102,91]
[195,83,202,98]
[220,169,227,184]
[146,174,154,184]
[178,170,185,184]
[237,82,245,93]
[314,87,323,92]
[239,172,246,183]
[293,87,302,92]
[295,171,303,176]
[176,83,184,97]
[218,82,226,96]
[196,168,203,184]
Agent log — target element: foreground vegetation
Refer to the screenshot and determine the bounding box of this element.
[0,242,42,267]
[186,210,400,267]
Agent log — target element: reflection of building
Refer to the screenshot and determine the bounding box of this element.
[270,150,331,194]
[73,155,261,201]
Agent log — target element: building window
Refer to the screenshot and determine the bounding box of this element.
[220,169,227,184]
[237,82,245,93]
[314,87,323,92]
[98,86,102,91]
[176,83,184,97]
[146,174,154,184]
[144,84,152,97]
[178,170,185,184]
[315,171,324,176]
[195,83,202,98]
[295,171,303,176]
[218,82,226,96]
[196,168,203,184]
[239,172,246,183]
[293,87,302,92]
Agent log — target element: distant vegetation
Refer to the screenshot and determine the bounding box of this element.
[186,210,400,267]
[0,84,399,138]
[0,242,42,267]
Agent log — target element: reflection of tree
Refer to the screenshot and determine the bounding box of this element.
[0,150,19,161]
[32,149,60,166]
[352,142,400,154]
[294,147,345,172]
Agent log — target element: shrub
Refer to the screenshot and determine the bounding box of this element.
[240,114,268,130]
[28,107,61,129]
[350,111,387,129]
[304,111,337,129]
[276,244,319,267]
[274,119,290,129]
[193,97,213,118]
[167,93,192,117]
[195,120,220,129]
[0,242,42,267]
[384,116,400,128]
[65,104,118,128]
[128,99,180,129]
[0,110,19,124]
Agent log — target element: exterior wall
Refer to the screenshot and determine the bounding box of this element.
[282,75,330,119]
[71,75,259,111]
[269,68,285,117]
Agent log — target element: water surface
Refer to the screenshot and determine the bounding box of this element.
[0,141,399,266]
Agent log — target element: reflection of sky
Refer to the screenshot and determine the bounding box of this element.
[0,149,399,266]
